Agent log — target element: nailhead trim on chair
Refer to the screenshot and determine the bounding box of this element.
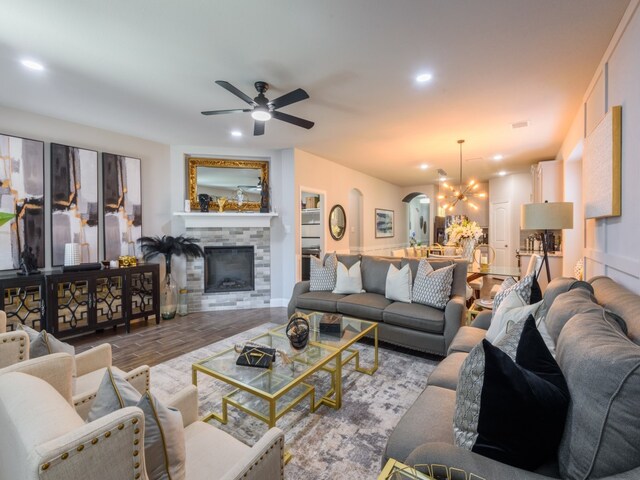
[241,436,285,479]
[127,369,151,390]
[39,418,144,476]
[2,335,26,360]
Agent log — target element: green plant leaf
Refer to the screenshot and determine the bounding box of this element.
[0,212,15,227]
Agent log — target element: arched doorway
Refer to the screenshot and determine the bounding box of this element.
[402,192,431,245]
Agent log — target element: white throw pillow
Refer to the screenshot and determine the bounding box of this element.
[492,273,535,314]
[385,264,412,303]
[332,261,364,294]
[486,290,542,344]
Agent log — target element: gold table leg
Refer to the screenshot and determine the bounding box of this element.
[354,326,379,375]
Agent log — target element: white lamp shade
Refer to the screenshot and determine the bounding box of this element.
[521,202,574,230]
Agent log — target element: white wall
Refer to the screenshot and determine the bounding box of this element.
[168,145,296,304]
[489,173,532,268]
[556,0,640,292]
[294,149,407,266]
[0,105,171,268]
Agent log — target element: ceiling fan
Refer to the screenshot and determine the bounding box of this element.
[201,80,315,136]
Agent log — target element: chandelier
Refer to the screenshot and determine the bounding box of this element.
[438,139,486,211]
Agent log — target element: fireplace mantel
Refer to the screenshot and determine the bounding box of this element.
[173,212,278,229]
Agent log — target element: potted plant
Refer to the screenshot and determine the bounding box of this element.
[138,235,204,320]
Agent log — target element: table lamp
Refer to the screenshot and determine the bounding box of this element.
[520,201,573,282]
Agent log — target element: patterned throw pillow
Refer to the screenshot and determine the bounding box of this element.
[454,316,570,471]
[309,253,337,291]
[412,260,455,309]
[492,273,534,314]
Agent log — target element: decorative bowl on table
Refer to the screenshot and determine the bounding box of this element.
[286,313,310,350]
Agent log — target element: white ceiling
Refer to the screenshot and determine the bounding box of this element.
[0,0,630,186]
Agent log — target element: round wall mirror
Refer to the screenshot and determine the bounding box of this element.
[329,204,347,240]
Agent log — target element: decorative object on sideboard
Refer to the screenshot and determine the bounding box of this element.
[520,201,573,282]
[177,289,189,316]
[329,204,347,240]
[198,193,211,212]
[375,208,394,238]
[17,244,40,276]
[187,157,269,212]
[118,255,137,268]
[184,199,191,212]
[50,143,99,266]
[201,80,314,136]
[138,235,205,320]
[102,153,142,262]
[63,243,81,266]
[217,196,228,212]
[0,134,45,271]
[583,105,621,219]
[286,312,310,350]
[438,139,487,211]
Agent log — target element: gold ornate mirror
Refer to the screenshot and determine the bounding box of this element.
[187,157,269,212]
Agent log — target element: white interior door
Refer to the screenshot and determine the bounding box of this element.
[490,201,512,267]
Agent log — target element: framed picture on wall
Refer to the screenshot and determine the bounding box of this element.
[375,208,394,238]
[50,143,99,266]
[0,133,45,270]
[102,152,142,261]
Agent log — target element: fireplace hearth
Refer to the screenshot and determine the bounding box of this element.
[204,246,255,293]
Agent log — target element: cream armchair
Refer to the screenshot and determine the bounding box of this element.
[0,356,285,480]
[0,311,149,419]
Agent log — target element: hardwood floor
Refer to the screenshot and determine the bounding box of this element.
[67,307,289,371]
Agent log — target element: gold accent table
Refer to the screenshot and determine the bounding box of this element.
[379,459,434,479]
[192,314,378,429]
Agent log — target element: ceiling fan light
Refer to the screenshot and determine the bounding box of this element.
[251,109,271,121]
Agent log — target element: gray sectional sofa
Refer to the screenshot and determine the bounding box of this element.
[287,255,468,356]
[383,276,640,479]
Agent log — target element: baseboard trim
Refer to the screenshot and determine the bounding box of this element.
[270,298,288,307]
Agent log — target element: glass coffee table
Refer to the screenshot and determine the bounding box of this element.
[192,313,378,429]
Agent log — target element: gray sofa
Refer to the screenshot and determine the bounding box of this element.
[287,255,468,356]
[383,275,640,479]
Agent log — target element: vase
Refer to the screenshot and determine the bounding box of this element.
[460,238,476,263]
[161,273,178,320]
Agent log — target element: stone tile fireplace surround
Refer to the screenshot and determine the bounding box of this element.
[176,212,278,312]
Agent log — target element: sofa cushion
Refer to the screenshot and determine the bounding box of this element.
[383,302,445,334]
[544,288,601,343]
[448,326,486,354]
[296,291,346,313]
[557,311,640,479]
[385,263,412,303]
[543,277,594,307]
[309,253,337,291]
[412,261,455,309]
[493,273,534,314]
[333,260,364,294]
[454,317,569,471]
[486,291,542,344]
[427,352,467,390]
[591,276,640,346]
[361,256,400,294]
[384,385,456,463]
[337,293,391,321]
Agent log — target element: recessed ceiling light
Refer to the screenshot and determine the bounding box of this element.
[493,154,503,161]
[498,170,507,176]
[231,130,242,137]
[20,59,44,71]
[420,164,428,170]
[415,73,433,83]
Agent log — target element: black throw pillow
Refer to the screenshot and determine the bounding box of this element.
[473,316,570,470]
[530,276,543,304]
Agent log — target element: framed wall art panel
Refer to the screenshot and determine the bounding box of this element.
[0,133,45,270]
[102,152,142,261]
[50,143,99,266]
[375,208,394,238]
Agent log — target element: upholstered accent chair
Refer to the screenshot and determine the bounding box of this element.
[0,356,285,480]
[0,312,149,419]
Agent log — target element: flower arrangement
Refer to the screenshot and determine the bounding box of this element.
[445,219,483,245]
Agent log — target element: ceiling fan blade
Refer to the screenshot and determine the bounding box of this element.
[215,80,257,106]
[254,121,265,136]
[268,88,309,109]
[271,111,314,129]
[201,108,252,116]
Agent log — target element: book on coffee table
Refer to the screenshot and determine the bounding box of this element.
[319,313,343,336]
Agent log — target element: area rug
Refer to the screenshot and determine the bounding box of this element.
[150,323,439,479]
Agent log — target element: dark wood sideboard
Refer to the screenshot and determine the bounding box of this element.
[0,264,159,339]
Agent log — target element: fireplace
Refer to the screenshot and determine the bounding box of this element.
[204,246,255,293]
